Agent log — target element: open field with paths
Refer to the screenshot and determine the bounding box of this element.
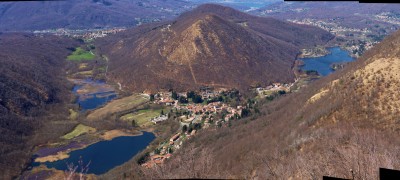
[87,94,149,120]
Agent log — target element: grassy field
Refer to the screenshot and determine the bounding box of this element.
[97,66,106,73]
[62,124,96,140]
[121,107,171,127]
[78,63,89,69]
[67,47,95,61]
[77,70,93,76]
[87,94,149,120]
[68,109,78,120]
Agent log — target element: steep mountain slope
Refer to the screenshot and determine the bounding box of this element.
[0,0,191,31]
[141,30,400,179]
[96,4,333,92]
[0,33,78,179]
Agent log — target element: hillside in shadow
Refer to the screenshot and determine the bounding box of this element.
[0,33,79,179]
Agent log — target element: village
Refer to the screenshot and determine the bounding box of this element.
[140,82,293,168]
[286,18,383,57]
[288,18,372,36]
[374,12,400,26]
[33,27,127,40]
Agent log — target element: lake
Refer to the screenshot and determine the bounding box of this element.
[30,79,154,175]
[300,47,354,76]
[72,79,117,111]
[37,132,155,175]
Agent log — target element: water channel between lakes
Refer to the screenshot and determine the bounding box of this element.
[33,79,155,175]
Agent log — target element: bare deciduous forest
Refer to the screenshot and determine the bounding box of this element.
[96,4,333,92]
[0,33,80,179]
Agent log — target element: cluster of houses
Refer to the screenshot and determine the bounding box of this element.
[184,102,243,122]
[141,133,181,168]
[141,89,247,168]
[74,28,126,40]
[142,83,294,168]
[141,154,172,168]
[256,82,292,96]
[288,18,371,36]
[141,82,300,168]
[375,12,400,26]
[152,89,222,106]
[141,83,295,167]
[151,90,245,124]
[33,27,126,40]
[141,130,197,168]
[151,114,168,124]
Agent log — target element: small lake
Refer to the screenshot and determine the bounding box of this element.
[72,79,117,111]
[35,132,155,175]
[300,47,354,76]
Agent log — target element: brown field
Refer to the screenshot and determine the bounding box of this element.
[34,152,69,163]
[87,94,149,120]
[69,79,115,95]
[100,129,142,140]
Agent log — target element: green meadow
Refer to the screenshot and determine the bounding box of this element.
[67,47,95,61]
[62,124,96,140]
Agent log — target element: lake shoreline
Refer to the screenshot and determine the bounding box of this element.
[33,128,145,163]
[29,78,156,177]
[299,46,354,76]
[298,46,331,59]
[34,132,155,175]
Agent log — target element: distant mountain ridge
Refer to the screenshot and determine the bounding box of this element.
[96,4,333,92]
[0,0,192,31]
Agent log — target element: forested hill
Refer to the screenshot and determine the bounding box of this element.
[0,0,191,31]
[0,33,78,179]
[96,4,333,92]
